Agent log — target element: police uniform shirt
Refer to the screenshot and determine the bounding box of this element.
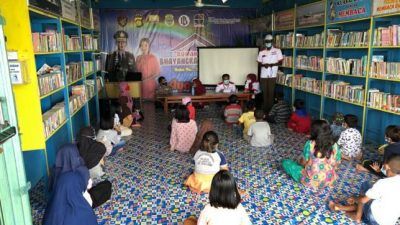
[257,47,283,78]
[215,82,237,93]
[105,51,136,81]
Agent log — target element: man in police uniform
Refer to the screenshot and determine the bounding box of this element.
[257,34,283,112]
[105,30,136,81]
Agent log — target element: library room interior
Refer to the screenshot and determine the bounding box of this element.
[1,0,400,224]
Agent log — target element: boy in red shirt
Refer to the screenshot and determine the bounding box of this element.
[287,99,311,134]
[183,97,196,120]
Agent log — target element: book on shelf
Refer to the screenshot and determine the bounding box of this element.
[37,64,64,96]
[326,29,369,48]
[42,102,66,138]
[372,55,384,62]
[295,55,324,71]
[93,37,99,51]
[373,25,400,47]
[295,32,324,48]
[274,33,294,48]
[368,89,400,113]
[79,0,91,28]
[32,30,62,53]
[61,0,78,23]
[82,34,93,50]
[66,62,82,84]
[326,56,367,76]
[282,55,293,67]
[83,61,94,75]
[294,75,322,94]
[323,80,364,104]
[276,71,293,87]
[84,80,96,99]
[95,58,101,71]
[370,57,400,80]
[70,85,87,113]
[62,32,81,51]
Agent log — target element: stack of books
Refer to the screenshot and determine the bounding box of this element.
[83,61,93,75]
[69,85,87,114]
[323,80,364,104]
[32,30,62,53]
[296,32,324,48]
[295,55,324,71]
[42,102,66,138]
[326,56,367,76]
[275,33,294,48]
[373,25,400,46]
[282,55,293,67]
[37,64,64,96]
[276,71,293,87]
[63,34,81,51]
[326,29,369,47]
[368,89,400,113]
[294,75,322,94]
[370,55,400,80]
[66,62,82,84]
[82,34,93,50]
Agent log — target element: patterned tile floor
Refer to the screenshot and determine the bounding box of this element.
[31,103,384,225]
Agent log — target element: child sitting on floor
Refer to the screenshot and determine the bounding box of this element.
[330,112,345,141]
[267,92,292,126]
[282,120,341,190]
[224,95,242,124]
[248,109,273,147]
[337,114,362,161]
[119,82,142,128]
[111,102,132,137]
[185,131,228,193]
[357,125,400,177]
[184,170,251,225]
[329,155,400,225]
[182,97,195,120]
[287,99,311,134]
[97,116,126,156]
[170,105,197,153]
[238,100,256,142]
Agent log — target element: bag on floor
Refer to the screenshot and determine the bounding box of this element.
[88,180,112,208]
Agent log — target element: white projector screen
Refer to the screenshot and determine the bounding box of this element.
[198,47,259,86]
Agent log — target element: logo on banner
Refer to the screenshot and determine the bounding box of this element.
[194,14,205,27]
[178,15,190,27]
[164,14,174,27]
[117,15,128,28]
[134,14,144,27]
[147,14,160,23]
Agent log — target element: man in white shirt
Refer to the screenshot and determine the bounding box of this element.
[215,74,237,93]
[257,34,283,112]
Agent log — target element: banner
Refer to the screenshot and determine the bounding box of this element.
[327,0,372,23]
[373,0,400,16]
[275,9,294,31]
[100,9,254,99]
[296,1,325,28]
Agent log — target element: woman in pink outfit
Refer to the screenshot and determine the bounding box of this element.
[170,105,198,153]
[136,38,161,100]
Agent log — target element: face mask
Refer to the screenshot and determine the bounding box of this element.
[247,79,251,82]
[265,43,272,48]
[224,80,230,85]
[385,137,391,143]
[381,167,387,176]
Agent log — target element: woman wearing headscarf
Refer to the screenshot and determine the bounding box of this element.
[43,167,98,225]
[77,127,107,178]
[192,78,206,95]
[136,37,161,100]
[244,73,262,107]
[189,119,214,155]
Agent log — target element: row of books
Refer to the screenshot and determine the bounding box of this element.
[276,71,293,87]
[294,75,322,94]
[326,56,367,77]
[282,56,293,67]
[70,85,87,114]
[370,60,400,80]
[84,80,96,99]
[66,62,82,84]
[38,70,64,96]
[373,25,400,47]
[295,55,324,71]
[323,80,364,104]
[368,89,400,113]
[32,31,62,53]
[82,34,93,50]
[83,61,94,75]
[326,29,369,48]
[43,102,66,138]
[275,33,294,48]
[296,32,324,48]
[63,34,81,51]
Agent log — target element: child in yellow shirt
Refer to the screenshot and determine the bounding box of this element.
[238,100,256,142]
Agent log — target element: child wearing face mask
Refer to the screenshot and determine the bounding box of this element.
[216,74,237,93]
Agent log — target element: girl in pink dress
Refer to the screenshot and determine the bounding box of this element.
[136,38,160,100]
[170,105,198,153]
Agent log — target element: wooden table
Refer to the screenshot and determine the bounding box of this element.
[158,92,252,113]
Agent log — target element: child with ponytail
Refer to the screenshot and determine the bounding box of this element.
[184,131,228,193]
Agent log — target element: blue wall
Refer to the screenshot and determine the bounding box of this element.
[23,150,47,188]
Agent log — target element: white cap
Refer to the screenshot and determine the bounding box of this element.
[264,34,273,41]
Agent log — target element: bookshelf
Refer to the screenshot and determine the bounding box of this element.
[267,0,400,144]
[0,0,102,187]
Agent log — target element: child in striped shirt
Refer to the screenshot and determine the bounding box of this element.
[224,95,242,124]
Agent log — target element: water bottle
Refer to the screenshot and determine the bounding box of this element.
[191,85,195,96]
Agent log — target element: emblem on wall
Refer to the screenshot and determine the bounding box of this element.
[164,14,175,27]
[117,15,128,28]
[134,14,144,27]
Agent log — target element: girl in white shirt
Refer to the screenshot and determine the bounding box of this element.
[97,116,126,156]
[184,170,252,225]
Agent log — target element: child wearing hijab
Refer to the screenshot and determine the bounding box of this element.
[182,97,195,120]
[192,78,206,95]
[287,99,311,134]
[119,82,142,128]
[43,167,98,225]
[244,73,261,95]
[189,119,214,155]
